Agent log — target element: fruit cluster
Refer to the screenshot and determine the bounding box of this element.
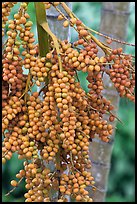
[2,2,135,202]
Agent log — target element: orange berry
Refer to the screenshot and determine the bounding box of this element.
[11,180,18,187]
[63,20,69,27]
[76,195,82,201]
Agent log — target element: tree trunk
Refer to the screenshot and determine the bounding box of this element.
[46,3,72,40]
[88,2,130,202]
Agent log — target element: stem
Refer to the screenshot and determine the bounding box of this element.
[109,111,124,125]
[40,21,63,72]
[22,72,31,102]
[60,2,111,55]
[84,26,135,47]
[56,150,61,200]
[34,2,49,57]
[53,2,111,55]
[5,177,24,196]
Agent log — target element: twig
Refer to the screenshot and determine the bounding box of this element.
[69,151,81,174]
[59,2,112,55]
[2,115,7,121]
[76,128,90,138]
[125,87,135,96]
[5,177,24,196]
[109,111,124,125]
[84,26,135,47]
[19,80,35,100]
[49,170,57,179]
[40,21,63,72]
[2,150,9,158]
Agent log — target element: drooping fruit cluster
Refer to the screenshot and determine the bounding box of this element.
[2,2,135,202]
[106,49,135,101]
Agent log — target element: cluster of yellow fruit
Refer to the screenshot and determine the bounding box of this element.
[2,2,135,202]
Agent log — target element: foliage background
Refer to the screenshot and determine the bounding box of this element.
[2,2,135,202]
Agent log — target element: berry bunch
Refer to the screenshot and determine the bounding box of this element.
[107,49,135,101]
[2,2,135,202]
[2,2,17,36]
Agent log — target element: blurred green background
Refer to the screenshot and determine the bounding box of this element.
[2,2,135,202]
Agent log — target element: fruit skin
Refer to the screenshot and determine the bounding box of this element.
[11,180,18,187]
[63,20,69,27]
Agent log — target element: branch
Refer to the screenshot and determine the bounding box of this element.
[40,21,63,72]
[34,2,49,57]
